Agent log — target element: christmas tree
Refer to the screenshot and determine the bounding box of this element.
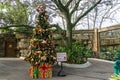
[24,4,56,79]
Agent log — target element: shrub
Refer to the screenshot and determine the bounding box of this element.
[56,41,93,64]
[99,47,120,61]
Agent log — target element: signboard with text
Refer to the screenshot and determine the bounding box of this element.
[57,52,67,62]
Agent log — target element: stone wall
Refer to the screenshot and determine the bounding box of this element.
[17,39,30,57]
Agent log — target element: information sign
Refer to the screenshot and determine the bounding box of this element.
[57,52,67,62]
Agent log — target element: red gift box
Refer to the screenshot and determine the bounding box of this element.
[39,63,52,78]
[29,63,52,79]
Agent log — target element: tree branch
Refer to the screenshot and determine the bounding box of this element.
[65,0,73,7]
[73,0,102,28]
[51,0,61,10]
[51,0,65,12]
[50,24,62,31]
[70,0,81,16]
[0,24,33,29]
[57,0,67,12]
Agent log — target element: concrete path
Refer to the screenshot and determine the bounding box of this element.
[0,58,114,80]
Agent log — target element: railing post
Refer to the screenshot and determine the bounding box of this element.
[93,29,100,57]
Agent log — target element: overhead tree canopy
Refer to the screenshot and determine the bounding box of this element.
[0,0,33,34]
[0,0,29,25]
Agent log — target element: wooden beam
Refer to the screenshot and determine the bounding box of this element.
[93,29,100,57]
[73,30,94,34]
[98,24,120,32]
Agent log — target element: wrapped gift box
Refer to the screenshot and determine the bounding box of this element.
[29,63,52,79]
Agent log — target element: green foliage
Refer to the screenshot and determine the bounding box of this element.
[100,47,120,61]
[0,0,29,25]
[109,74,120,80]
[56,41,93,64]
[56,45,66,52]
[15,27,32,36]
[99,52,117,61]
[116,48,120,53]
[52,34,62,40]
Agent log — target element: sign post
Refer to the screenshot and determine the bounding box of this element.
[57,52,67,77]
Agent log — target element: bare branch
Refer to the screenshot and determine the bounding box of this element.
[70,0,82,16]
[52,0,67,12]
[47,4,58,11]
[51,0,61,10]
[99,4,115,28]
[65,0,73,7]
[57,0,66,11]
[73,0,102,28]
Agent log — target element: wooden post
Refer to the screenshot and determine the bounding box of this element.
[93,29,100,57]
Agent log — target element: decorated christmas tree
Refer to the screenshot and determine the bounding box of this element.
[24,4,56,79]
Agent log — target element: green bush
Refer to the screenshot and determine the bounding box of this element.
[56,41,93,64]
[99,52,117,61]
[100,47,120,61]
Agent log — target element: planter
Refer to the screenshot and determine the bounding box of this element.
[58,61,91,68]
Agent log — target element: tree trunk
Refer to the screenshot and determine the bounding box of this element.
[66,24,72,50]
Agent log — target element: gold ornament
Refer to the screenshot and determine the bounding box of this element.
[36,20,39,23]
[31,58,34,61]
[36,4,46,13]
[33,29,36,34]
[41,56,46,61]
[41,4,46,9]
[33,38,37,41]
[37,51,42,54]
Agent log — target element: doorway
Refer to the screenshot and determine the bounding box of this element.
[5,40,17,57]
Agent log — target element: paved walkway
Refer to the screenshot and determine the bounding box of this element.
[0,58,114,80]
